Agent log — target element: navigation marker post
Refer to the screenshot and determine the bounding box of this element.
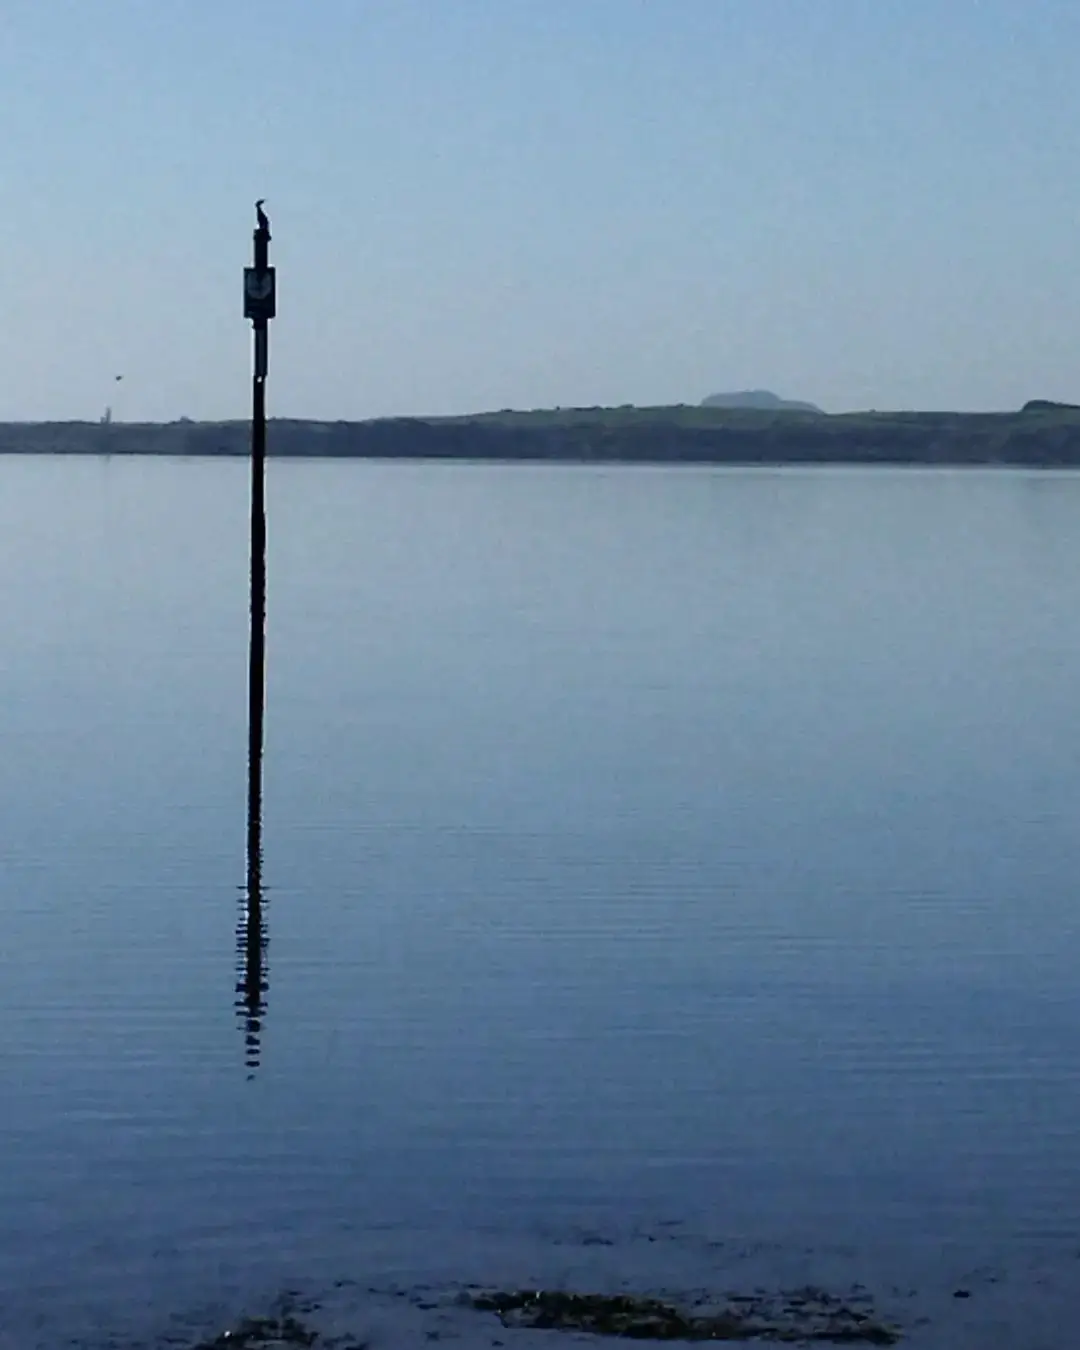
[244,198,275,860]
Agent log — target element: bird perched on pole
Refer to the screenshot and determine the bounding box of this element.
[255,199,271,239]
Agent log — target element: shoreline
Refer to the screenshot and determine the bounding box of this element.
[4,405,1080,468]
[6,1220,1077,1350]
[3,448,1080,470]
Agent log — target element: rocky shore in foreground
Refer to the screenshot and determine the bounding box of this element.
[4,1220,1077,1350]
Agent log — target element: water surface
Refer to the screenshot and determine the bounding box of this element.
[2,456,1080,1343]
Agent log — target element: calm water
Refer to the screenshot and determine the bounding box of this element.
[2,456,1080,1343]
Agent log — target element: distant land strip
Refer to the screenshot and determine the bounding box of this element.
[5,403,1080,467]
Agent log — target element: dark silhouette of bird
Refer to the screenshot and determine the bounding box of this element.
[255,199,271,238]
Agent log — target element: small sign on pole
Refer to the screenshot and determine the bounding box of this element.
[243,266,277,324]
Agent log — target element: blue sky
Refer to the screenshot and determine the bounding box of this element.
[3,0,1080,420]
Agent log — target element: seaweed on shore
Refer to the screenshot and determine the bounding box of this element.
[468,1288,900,1344]
[191,1314,320,1348]
[189,1308,371,1349]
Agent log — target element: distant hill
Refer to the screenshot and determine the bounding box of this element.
[1022,399,1080,413]
[702,390,823,413]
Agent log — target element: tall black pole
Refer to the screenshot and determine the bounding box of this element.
[246,200,274,859]
[247,358,266,871]
[239,200,276,1073]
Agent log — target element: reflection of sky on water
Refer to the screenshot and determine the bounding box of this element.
[1,457,1080,1342]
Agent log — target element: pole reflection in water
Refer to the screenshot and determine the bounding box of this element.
[235,767,268,1075]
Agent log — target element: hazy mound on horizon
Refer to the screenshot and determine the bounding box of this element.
[702,389,823,413]
[1021,398,1080,413]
